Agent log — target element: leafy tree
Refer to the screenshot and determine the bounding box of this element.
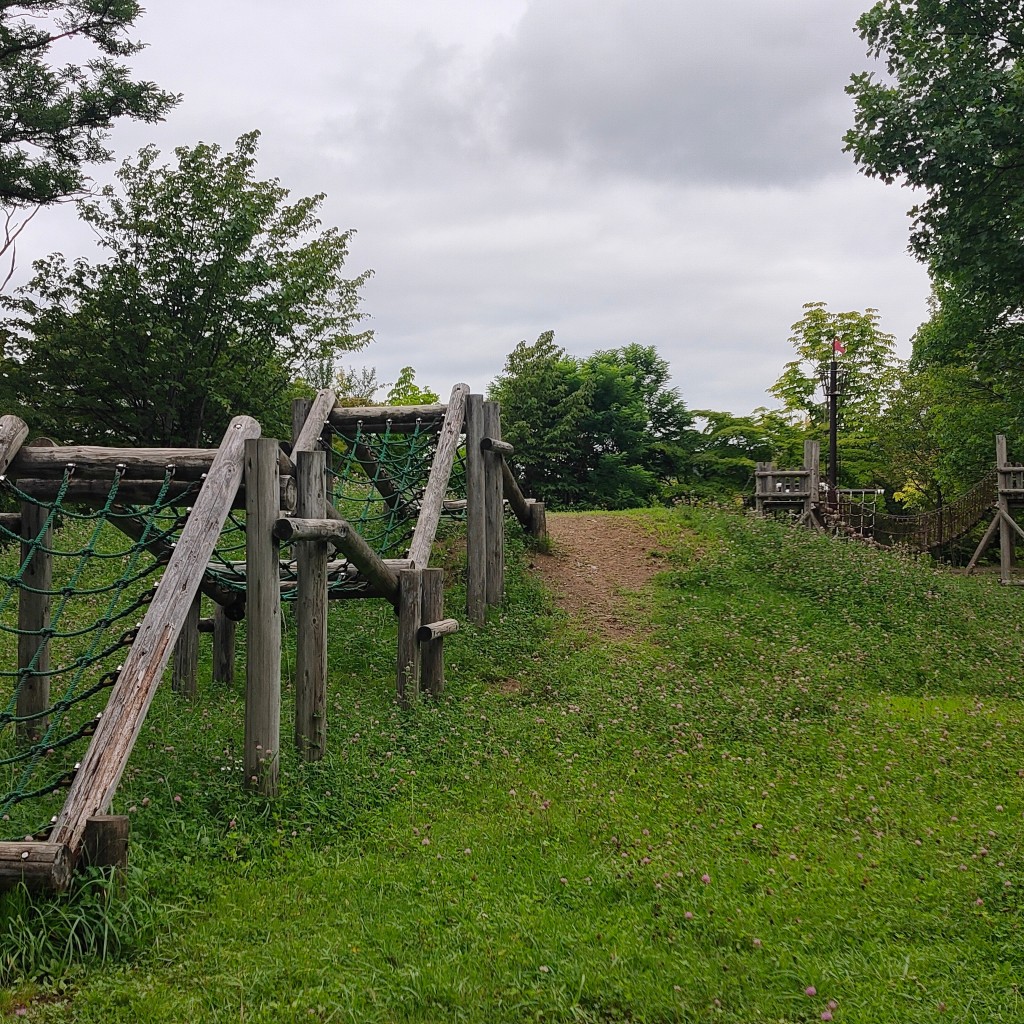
[845,1,1024,370]
[0,2,179,205]
[0,132,372,445]
[490,333,695,509]
[385,366,439,406]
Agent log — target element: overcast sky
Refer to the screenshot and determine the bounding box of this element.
[17,0,930,416]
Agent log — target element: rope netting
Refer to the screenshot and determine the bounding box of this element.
[0,469,198,842]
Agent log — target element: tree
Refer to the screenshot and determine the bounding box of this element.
[490,333,695,509]
[0,132,372,445]
[385,366,439,406]
[0,2,179,206]
[845,1,1024,370]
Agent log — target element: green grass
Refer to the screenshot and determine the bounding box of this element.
[2,507,1024,1022]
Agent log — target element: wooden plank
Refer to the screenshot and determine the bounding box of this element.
[396,568,423,708]
[171,594,201,697]
[212,605,236,687]
[0,414,29,475]
[49,415,261,859]
[419,568,446,696]
[0,841,73,892]
[244,438,282,796]
[294,451,328,761]
[483,402,504,607]
[17,499,52,743]
[465,394,486,625]
[408,383,469,568]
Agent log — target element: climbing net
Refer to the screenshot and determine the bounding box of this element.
[0,469,197,842]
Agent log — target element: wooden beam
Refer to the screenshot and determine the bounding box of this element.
[274,517,350,543]
[419,568,447,696]
[483,401,504,608]
[499,460,532,529]
[0,841,73,892]
[171,594,201,697]
[465,394,486,625]
[329,404,447,433]
[408,383,469,568]
[49,415,261,860]
[0,415,29,475]
[17,499,52,743]
[396,568,423,708]
[292,389,337,456]
[481,436,514,456]
[212,605,236,687]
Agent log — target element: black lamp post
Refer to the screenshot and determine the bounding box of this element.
[818,339,850,509]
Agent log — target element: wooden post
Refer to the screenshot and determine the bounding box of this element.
[528,501,548,540]
[82,815,129,873]
[212,604,236,686]
[997,435,1015,583]
[0,842,73,892]
[171,594,201,697]
[408,383,469,567]
[483,401,504,607]
[465,394,487,624]
[48,416,261,861]
[294,450,328,760]
[245,438,282,796]
[291,397,313,451]
[17,499,52,743]
[396,568,423,708]
[419,567,446,696]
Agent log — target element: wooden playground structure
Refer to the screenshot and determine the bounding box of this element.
[0,387,546,891]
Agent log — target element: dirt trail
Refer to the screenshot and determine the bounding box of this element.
[529,512,667,639]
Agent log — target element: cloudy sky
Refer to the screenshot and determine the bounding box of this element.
[17,0,930,416]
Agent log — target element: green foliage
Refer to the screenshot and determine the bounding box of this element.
[0,132,372,445]
[0,2,179,205]
[845,1,1024,371]
[490,333,695,508]
[385,366,439,406]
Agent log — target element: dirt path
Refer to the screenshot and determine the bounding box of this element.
[529,512,667,639]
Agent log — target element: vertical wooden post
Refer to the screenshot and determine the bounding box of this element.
[212,605,236,686]
[171,594,201,697]
[82,815,130,875]
[17,500,52,743]
[294,450,328,760]
[396,567,423,708]
[291,397,313,450]
[528,501,548,540]
[997,435,1015,583]
[420,567,445,696]
[483,401,504,607]
[465,394,487,625]
[245,437,282,796]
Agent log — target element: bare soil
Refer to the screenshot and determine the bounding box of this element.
[529,512,667,639]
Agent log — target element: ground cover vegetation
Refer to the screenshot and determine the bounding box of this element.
[0,508,1022,1022]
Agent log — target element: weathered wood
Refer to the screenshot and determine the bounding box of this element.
[294,451,328,761]
[212,605,236,686]
[171,594,201,697]
[292,389,337,456]
[9,444,291,481]
[0,414,29,476]
[82,815,129,872]
[465,394,487,625]
[408,383,470,568]
[315,519,400,605]
[18,475,296,511]
[483,401,504,608]
[481,436,514,456]
[291,397,313,451]
[0,841,73,892]
[396,568,423,708]
[244,438,282,797]
[500,460,532,528]
[329,404,447,432]
[0,512,22,534]
[274,517,350,543]
[528,501,547,540]
[17,499,52,743]
[966,512,1001,574]
[49,416,261,860]
[419,569,447,696]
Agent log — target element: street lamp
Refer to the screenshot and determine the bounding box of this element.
[817,337,850,508]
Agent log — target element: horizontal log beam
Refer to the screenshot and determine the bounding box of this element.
[417,617,459,642]
[481,437,514,456]
[0,841,73,892]
[274,516,348,543]
[328,404,447,434]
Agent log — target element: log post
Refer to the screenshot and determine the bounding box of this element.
[419,567,447,696]
[82,815,130,874]
[171,594,201,697]
[294,450,328,760]
[244,437,282,796]
[396,568,423,708]
[997,435,1015,583]
[483,401,504,608]
[528,501,547,540]
[465,394,487,624]
[17,499,52,743]
[212,604,236,686]
[0,842,73,892]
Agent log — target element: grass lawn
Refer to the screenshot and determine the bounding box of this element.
[1,506,1023,1022]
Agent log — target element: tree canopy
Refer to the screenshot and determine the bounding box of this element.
[0,131,372,445]
[0,2,179,206]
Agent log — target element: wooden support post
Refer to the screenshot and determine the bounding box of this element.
[171,594,201,697]
[997,435,1015,583]
[17,499,52,743]
[0,415,29,475]
[294,451,328,760]
[528,501,547,540]
[396,568,423,708]
[212,604,236,686]
[292,397,313,451]
[419,567,446,696]
[465,394,487,625]
[500,460,532,530]
[48,416,260,862]
[483,401,504,608]
[82,815,129,873]
[244,437,282,796]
